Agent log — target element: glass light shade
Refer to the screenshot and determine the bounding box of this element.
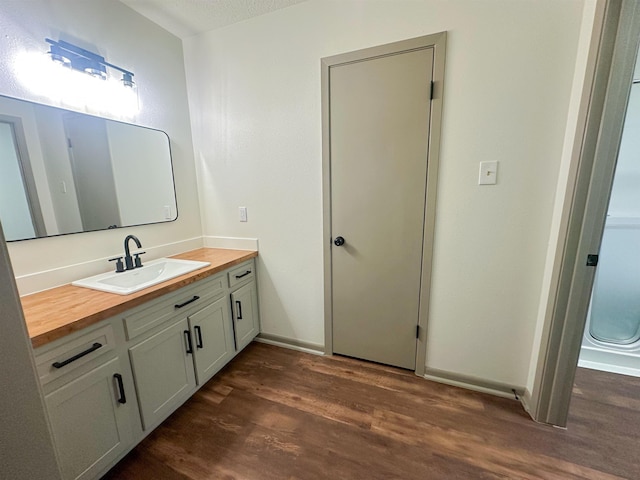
[14,51,139,118]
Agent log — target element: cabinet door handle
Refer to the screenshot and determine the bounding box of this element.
[236,300,243,320]
[184,330,193,354]
[194,325,204,349]
[52,342,102,369]
[175,295,200,309]
[113,373,127,404]
[235,270,251,279]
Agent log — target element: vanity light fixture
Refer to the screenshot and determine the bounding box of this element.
[14,39,140,117]
[47,42,71,66]
[45,38,135,88]
[121,72,135,88]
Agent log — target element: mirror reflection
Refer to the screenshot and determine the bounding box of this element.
[0,95,177,241]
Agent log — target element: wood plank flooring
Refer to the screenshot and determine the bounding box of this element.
[103,343,640,479]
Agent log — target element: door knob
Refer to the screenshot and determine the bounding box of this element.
[334,236,345,246]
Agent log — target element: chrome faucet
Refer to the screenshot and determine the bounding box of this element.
[124,234,144,271]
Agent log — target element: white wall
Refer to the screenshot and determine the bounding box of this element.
[0,0,202,294]
[607,84,640,217]
[0,227,61,479]
[184,0,588,387]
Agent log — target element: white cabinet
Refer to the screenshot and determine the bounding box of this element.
[129,294,238,429]
[128,317,196,430]
[128,266,256,430]
[126,272,237,431]
[35,323,135,480]
[231,281,259,351]
[44,356,133,480]
[37,256,260,480]
[188,296,235,385]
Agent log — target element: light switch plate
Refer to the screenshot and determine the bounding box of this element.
[239,206,248,222]
[479,161,498,185]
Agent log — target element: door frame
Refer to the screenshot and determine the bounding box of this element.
[321,32,447,375]
[0,114,47,238]
[527,0,640,426]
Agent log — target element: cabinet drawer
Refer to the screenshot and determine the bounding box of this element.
[123,273,226,341]
[35,323,116,385]
[228,260,255,289]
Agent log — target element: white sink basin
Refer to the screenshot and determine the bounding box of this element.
[72,258,211,295]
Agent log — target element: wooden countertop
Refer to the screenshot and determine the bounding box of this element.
[22,248,258,348]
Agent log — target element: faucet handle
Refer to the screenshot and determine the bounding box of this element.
[109,256,125,273]
[134,251,146,268]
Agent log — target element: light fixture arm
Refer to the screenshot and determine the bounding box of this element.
[45,38,135,86]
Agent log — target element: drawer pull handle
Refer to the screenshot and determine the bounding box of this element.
[235,270,251,279]
[236,300,243,320]
[175,295,200,309]
[194,325,204,349]
[52,342,102,369]
[113,373,127,404]
[184,330,193,354]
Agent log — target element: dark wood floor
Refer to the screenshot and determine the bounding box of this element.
[103,343,640,479]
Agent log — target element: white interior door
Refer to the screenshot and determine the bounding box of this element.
[330,47,434,370]
[63,114,121,232]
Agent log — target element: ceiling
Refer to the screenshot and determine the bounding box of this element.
[120,0,308,39]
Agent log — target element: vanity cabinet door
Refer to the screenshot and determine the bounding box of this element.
[230,281,260,351]
[189,296,235,385]
[45,356,133,480]
[129,317,196,430]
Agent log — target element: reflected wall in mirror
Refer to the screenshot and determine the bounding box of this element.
[0,95,177,241]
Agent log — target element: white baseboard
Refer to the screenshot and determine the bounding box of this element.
[423,367,524,400]
[255,333,324,356]
[16,237,204,296]
[204,236,259,251]
[520,388,534,417]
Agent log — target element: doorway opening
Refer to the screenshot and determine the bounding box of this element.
[578,45,640,378]
[530,0,640,427]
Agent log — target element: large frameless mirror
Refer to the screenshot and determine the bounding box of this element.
[0,95,177,241]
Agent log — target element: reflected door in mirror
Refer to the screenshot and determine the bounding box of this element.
[64,114,121,232]
[0,117,46,240]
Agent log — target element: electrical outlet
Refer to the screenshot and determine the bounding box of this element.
[239,207,248,222]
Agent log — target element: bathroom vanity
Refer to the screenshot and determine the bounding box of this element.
[21,248,259,480]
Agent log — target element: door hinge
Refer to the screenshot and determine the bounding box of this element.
[416,325,420,339]
[586,254,599,267]
[67,138,72,148]
[430,81,434,101]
